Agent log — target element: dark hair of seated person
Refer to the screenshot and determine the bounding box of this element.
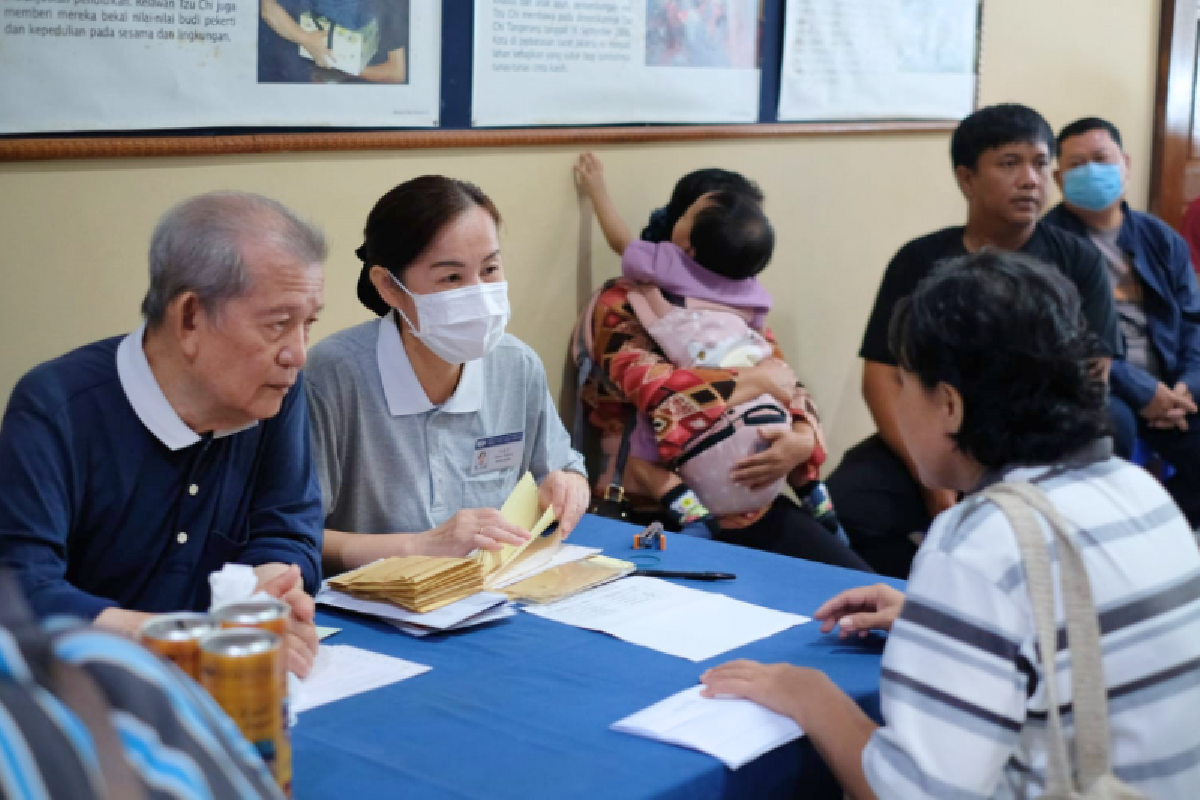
[1056,116,1124,157]
[950,103,1056,171]
[689,190,776,281]
[887,251,1107,469]
[355,176,502,316]
[642,168,764,242]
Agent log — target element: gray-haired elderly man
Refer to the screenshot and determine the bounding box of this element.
[0,191,326,676]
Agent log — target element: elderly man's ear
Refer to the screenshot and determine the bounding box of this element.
[169,292,204,359]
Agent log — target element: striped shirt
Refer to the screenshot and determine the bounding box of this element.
[0,614,283,799]
[863,441,1200,798]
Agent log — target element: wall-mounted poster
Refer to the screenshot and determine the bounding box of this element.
[0,0,439,132]
[472,0,762,127]
[777,0,980,122]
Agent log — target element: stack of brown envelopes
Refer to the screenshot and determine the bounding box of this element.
[327,556,485,613]
[328,473,559,612]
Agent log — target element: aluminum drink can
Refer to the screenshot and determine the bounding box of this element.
[199,628,291,796]
[138,612,215,681]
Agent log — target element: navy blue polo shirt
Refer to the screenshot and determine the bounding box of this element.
[0,329,323,620]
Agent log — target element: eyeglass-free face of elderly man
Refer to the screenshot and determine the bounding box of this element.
[0,191,326,676]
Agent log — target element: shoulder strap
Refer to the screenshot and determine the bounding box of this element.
[982,483,1113,795]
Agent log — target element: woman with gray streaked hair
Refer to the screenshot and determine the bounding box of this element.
[0,190,327,678]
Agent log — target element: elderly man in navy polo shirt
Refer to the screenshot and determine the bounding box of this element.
[1044,117,1200,528]
[0,191,326,676]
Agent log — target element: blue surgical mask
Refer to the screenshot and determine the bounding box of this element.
[1062,162,1124,212]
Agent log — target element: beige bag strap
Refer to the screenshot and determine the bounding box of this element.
[983,482,1112,795]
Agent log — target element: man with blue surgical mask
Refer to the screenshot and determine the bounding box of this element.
[1046,117,1200,526]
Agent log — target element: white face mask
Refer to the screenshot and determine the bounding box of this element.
[390,276,511,365]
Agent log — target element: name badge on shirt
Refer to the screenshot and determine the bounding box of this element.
[471,432,524,475]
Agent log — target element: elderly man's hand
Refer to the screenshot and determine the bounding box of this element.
[538,470,590,538]
[255,564,318,679]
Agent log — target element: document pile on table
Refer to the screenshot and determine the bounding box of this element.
[317,587,515,635]
[324,473,567,614]
[327,556,484,613]
[612,685,803,769]
[523,576,810,661]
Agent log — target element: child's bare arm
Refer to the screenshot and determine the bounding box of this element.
[574,152,634,255]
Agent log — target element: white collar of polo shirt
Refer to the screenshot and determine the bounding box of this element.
[376,312,484,416]
[116,321,258,452]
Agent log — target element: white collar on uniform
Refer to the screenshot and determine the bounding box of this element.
[116,321,257,451]
[376,313,483,416]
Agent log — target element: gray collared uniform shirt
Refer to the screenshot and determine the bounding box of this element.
[305,315,585,534]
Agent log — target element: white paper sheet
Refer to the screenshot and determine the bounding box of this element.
[522,577,809,661]
[472,0,759,126]
[777,0,978,122]
[612,685,803,770]
[388,602,518,637]
[316,626,341,641]
[316,587,509,629]
[293,645,429,714]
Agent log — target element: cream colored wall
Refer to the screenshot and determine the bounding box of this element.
[0,0,1160,469]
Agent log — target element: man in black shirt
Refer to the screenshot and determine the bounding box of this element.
[827,103,1122,577]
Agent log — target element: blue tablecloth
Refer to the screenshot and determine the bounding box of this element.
[294,515,901,799]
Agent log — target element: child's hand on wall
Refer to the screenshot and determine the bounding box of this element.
[574,152,609,200]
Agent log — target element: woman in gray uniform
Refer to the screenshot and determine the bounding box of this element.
[306,176,589,574]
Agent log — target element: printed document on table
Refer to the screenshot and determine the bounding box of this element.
[294,645,430,714]
[612,685,803,769]
[522,576,809,661]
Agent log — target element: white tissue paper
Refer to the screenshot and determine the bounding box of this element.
[208,563,273,610]
[207,563,303,726]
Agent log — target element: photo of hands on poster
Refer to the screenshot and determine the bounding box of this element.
[257,0,409,84]
[0,0,437,131]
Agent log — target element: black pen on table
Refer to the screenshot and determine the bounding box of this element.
[632,569,735,581]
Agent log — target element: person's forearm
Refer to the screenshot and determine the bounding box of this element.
[789,675,879,800]
[95,607,155,638]
[359,48,405,83]
[260,0,309,44]
[323,529,426,575]
[589,184,633,256]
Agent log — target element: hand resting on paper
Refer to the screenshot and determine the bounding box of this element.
[538,470,589,538]
[255,564,319,678]
[812,584,906,639]
[700,660,819,724]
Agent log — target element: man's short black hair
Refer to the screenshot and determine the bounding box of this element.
[689,190,775,280]
[1056,117,1123,157]
[950,103,1055,170]
[888,251,1106,469]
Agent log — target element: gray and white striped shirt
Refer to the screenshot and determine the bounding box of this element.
[863,443,1200,798]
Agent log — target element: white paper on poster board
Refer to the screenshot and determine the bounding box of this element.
[0,0,439,132]
[777,0,979,122]
[472,0,761,127]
